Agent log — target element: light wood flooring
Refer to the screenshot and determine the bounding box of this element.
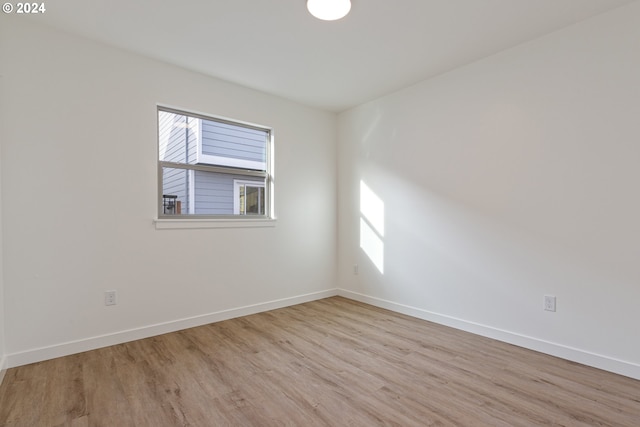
[0,296,638,426]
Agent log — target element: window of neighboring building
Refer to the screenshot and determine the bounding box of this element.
[234,180,266,215]
[158,107,273,218]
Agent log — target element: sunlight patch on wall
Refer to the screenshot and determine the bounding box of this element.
[360,218,384,274]
[360,181,384,236]
[360,180,384,274]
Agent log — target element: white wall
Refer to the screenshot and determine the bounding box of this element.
[0,172,4,380]
[0,27,6,378]
[0,89,5,377]
[338,2,640,379]
[0,18,337,366]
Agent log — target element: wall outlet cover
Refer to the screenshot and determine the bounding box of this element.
[544,295,556,312]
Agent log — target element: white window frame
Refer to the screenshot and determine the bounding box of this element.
[156,105,275,228]
[233,180,266,215]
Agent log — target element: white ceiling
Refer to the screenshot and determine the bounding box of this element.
[31,0,634,112]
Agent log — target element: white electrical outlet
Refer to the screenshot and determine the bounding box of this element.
[353,264,359,275]
[544,295,556,312]
[105,290,117,306]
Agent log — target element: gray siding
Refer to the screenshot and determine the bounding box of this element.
[159,111,198,213]
[194,171,263,215]
[201,119,266,167]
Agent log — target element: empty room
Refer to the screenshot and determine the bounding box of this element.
[0,0,639,425]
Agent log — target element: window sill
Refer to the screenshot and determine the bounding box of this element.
[154,217,277,230]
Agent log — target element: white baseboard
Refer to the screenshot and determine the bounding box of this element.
[0,355,7,386]
[7,289,339,369]
[338,289,640,381]
[8,288,639,381]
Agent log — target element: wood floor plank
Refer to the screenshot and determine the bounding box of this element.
[1,296,638,426]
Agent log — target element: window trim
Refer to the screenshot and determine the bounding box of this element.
[154,217,277,230]
[156,105,274,221]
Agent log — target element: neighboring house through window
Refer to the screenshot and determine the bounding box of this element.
[158,107,272,217]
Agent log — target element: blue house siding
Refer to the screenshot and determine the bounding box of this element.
[193,170,263,215]
[201,120,266,166]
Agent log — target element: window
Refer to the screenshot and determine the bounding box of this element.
[234,180,265,215]
[158,107,273,219]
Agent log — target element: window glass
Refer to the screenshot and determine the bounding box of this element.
[158,108,272,218]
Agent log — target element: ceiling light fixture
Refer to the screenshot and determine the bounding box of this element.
[307,0,351,21]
